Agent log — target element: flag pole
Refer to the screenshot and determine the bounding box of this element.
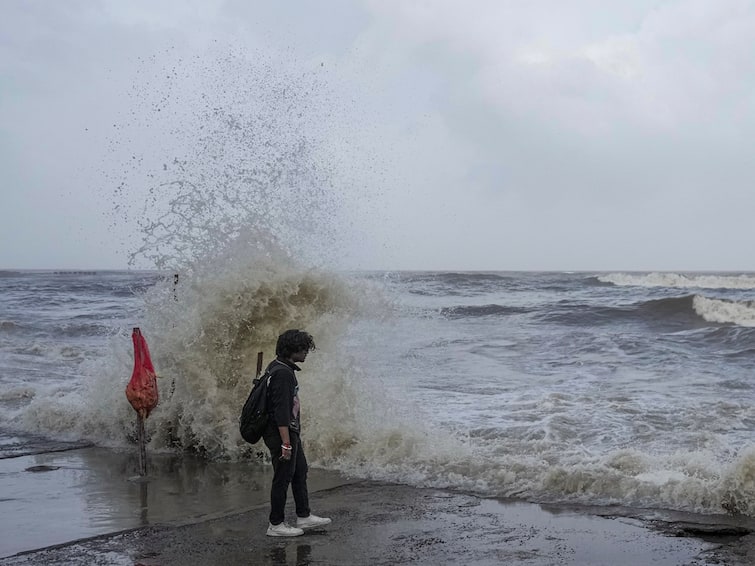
[137,411,147,476]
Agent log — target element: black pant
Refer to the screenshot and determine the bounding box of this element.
[263,429,310,525]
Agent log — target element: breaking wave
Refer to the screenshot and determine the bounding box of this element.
[693,296,755,327]
[538,295,755,329]
[599,272,755,290]
[19,48,411,464]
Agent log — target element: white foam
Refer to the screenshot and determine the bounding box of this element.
[600,272,755,290]
[0,386,35,402]
[693,296,755,326]
[720,447,755,515]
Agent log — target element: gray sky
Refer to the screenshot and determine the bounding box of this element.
[2,0,755,271]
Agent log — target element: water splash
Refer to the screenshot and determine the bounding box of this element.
[42,46,415,461]
[109,46,348,272]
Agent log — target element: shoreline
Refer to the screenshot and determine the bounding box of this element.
[4,480,755,565]
[1,446,755,565]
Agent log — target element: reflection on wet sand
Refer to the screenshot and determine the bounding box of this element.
[1,444,274,557]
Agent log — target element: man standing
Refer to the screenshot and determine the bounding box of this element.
[263,329,332,537]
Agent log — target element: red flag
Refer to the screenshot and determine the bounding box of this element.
[125,328,158,418]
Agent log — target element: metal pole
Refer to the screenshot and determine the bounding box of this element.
[137,412,147,476]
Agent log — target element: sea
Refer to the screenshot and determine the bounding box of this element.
[2,267,755,533]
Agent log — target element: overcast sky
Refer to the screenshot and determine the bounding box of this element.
[2,0,755,271]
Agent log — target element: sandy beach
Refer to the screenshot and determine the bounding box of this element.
[2,445,755,565]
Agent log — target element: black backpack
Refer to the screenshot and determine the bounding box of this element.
[239,370,273,444]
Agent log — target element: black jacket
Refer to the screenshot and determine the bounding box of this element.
[266,358,301,434]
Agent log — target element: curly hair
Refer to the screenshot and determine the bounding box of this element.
[275,329,316,358]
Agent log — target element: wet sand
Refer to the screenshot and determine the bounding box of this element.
[1,445,754,565]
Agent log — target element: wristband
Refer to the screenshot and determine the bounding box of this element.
[282,444,292,450]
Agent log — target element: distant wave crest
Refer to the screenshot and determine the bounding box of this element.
[540,295,755,328]
[599,272,755,290]
[423,289,755,331]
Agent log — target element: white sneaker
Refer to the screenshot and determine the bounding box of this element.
[266,522,304,537]
[296,514,332,530]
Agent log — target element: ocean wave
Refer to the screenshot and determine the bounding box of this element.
[599,272,755,290]
[692,296,755,327]
[537,295,704,327]
[670,325,755,356]
[440,304,532,318]
[19,252,382,460]
[531,447,755,515]
[536,294,755,330]
[423,272,511,283]
[393,271,519,296]
[310,418,755,516]
[583,275,617,287]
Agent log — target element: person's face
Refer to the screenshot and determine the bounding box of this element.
[290,348,308,363]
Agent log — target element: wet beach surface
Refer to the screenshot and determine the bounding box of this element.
[1,443,755,565]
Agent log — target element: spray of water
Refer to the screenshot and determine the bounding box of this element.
[106,46,354,272]
[19,45,474,476]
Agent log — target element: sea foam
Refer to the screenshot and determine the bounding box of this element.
[692,296,755,327]
[600,272,755,290]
